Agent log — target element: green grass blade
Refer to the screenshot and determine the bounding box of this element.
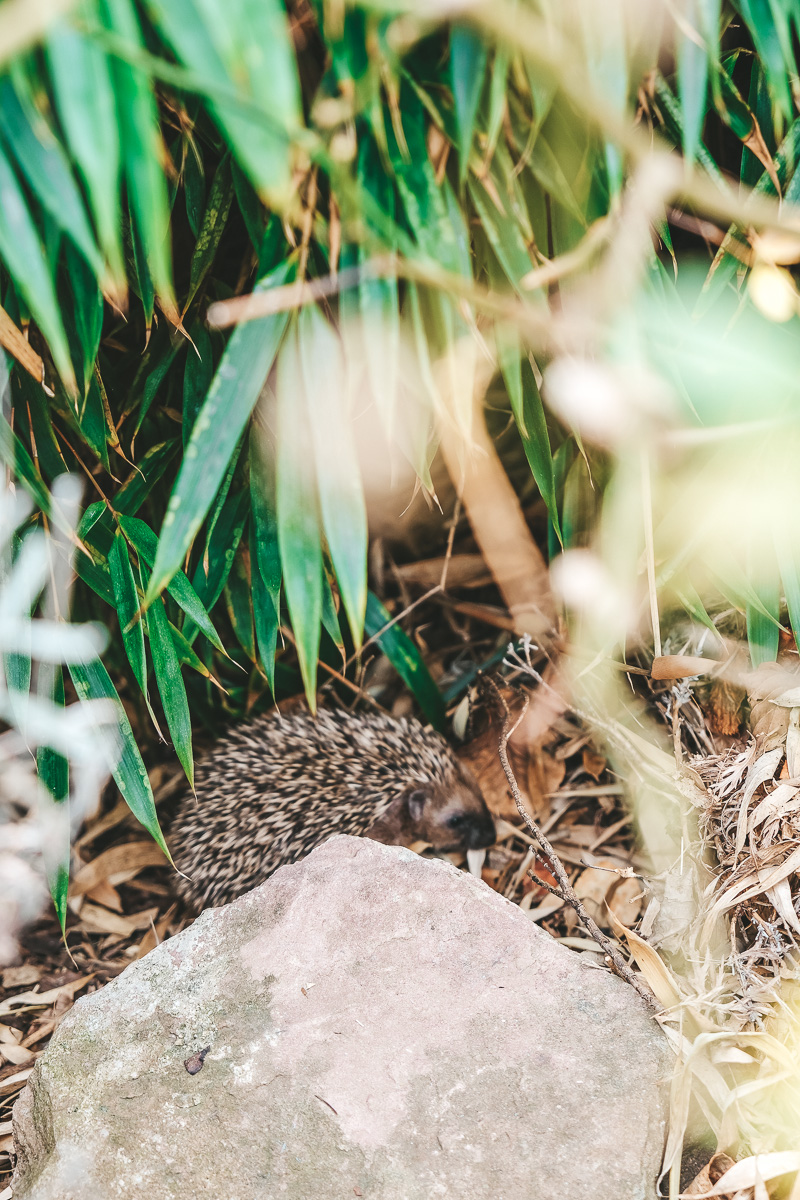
[276,322,321,706]
[146,256,294,604]
[364,592,446,732]
[69,656,172,861]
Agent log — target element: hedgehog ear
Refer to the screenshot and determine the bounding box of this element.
[406,788,427,823]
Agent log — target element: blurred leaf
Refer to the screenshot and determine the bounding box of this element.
[36,664,69,934]
[250,518,279,691]
[69,656,173,861]
[364,591,446,732]
[146,257,294,604]
[0,395,52,516]
[733,0,793,116]
[0,144,74,389]
[223,544,256,662]
[677,7,709,166]
[276,321,321,705]
[46,9,124,282]
[301,305,367,648]
[99,0,175,316]
[500,349,561,541]
[145,0,301,205]
[0,73,103,280]
[450,27,488,182]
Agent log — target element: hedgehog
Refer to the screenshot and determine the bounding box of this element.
[169,708,496,911]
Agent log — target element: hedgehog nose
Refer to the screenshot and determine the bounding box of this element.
[464,815,496,849]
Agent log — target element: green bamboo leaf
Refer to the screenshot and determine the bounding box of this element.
[223,544,256,662]
[170,620,217,680]
[183,323,214,444]
[99,0,175,315]
[146,584,194,788]
[468,177,533,293]
[46,8,124,282]
[505,354,561,541]
[747,581,780,668]
[69,656,172,860]
[276,322,321,705]
[677,4,709,166]
[0,397,52,516]
[301,305,367,648]
[189,483,249,617]
[250,519,279,692]
[0,145,74,389]
[450,27,488,182]
[184,154,234,312]
[364,591,446,732]
[249,417,281,691]
[734,0,793,116]
[321,565,344,658]
[115,440,179,516]
[109,530,148,695]
[0,74,103,279]
[146,257,295,604]
[145,0,301,206]
[118,514,226,653]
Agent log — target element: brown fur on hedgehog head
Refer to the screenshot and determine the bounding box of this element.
[366,755,495,852]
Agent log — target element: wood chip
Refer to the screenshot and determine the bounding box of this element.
[0,965,43,990]
[0,976,93,1018]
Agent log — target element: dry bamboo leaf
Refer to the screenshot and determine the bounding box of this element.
[0,1066,33,1095]
[699,1152,800,1197]
[748,783,799,833]
[606,908,682,1008]
[0,976,92,1018]
[393,554,492,589]
[0,1027,20,1046]
[582,746,606,779]
[651,655,716,680]
[71,841,168,896]
[765,878,800,936]
[0,1044,33,1067]
[749,695,790,753]
[735,747,783,858]
[574,859,620,922]
[84,880,123,912]
[77,904,159,937]
[708,843,800,924]
[0,965,42,989]
[684,1153,737,1197]
[608,875,644,926]
[0,303,44,382]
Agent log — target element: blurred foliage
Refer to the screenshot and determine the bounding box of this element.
[3,0,800,836]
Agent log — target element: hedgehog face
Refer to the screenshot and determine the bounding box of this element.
[402,760,496,853]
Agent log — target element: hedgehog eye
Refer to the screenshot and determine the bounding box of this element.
[406,788,427,823]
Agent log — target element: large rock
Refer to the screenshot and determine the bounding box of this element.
[13,837,669,1199]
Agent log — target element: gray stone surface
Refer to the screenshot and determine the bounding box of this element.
[13,836,670,1200]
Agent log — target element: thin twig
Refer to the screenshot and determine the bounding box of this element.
[483,676,662,1012]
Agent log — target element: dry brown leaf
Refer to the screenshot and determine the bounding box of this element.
[0,1066,33,1095]
[606,908,682,1009]
[749,695,790,752]
[608,875,644,927]
[573,859,620,922]
[651,654,716,680]
[71,841,168,896]
[684,1153,737,1197]
[0,965,42,990]
[0,1044,33,1067]
[582,746,606,780]
[393,554,492,590]
[77,904,159,937]
[84,880,124,912]
[0,975,92,1018]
